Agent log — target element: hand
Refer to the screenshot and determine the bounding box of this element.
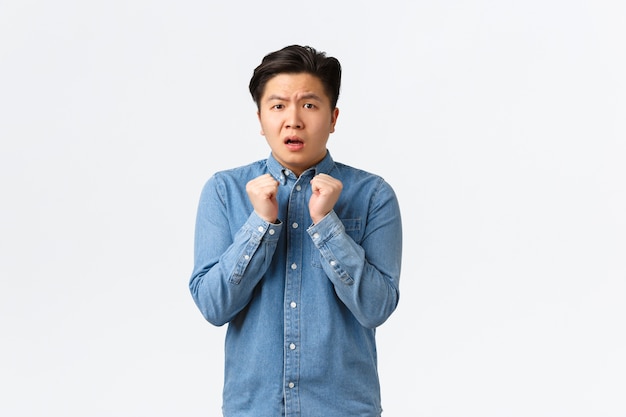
[309,174,343,224]
[246,174,279,223]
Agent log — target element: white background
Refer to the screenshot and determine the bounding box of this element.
[1,1,625,416]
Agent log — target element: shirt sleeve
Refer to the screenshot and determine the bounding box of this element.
[189,175,282,326]
[307,179,402,329]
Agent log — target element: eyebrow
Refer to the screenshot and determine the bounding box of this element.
[265,93,323,102]
[299,93,323,101]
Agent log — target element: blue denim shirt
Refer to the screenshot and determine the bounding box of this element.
[189,151,402,417]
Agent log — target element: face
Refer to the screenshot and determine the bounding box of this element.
[257,72,339,177]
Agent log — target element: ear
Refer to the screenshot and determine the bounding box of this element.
[257,111,264,135]
[329,107,339,133]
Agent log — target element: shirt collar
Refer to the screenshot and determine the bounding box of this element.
[266,151,335,185]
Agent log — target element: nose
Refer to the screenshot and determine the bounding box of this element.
[285,107,303,129]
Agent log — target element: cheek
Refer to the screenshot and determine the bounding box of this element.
[318,118,335,134]
[260,115,280,130]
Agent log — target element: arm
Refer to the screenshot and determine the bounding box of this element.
[189,174,282,326]
[307,178,402,328]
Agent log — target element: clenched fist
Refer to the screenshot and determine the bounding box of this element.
[309,173,343,224]
[246,174,279,223]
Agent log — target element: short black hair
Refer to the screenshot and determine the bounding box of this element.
[249,45,341,111]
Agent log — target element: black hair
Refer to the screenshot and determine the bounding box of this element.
[248,45,341,111]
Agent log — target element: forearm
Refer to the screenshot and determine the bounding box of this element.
[308,210,402,329]
[190,211,282,326]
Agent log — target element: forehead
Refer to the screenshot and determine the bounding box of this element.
[262,73,329,101]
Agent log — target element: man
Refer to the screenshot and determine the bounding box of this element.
[189,44,403,417]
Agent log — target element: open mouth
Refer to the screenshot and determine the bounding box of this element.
[285,137,303,145]
[284,136,304,151]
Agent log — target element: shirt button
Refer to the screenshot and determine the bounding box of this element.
[296,185,301,191]
[292,222,298,229]
[244,255,250,260]
[257,226,264,232]
[269,229,275,235]
[289,343,296,350]
[291,263,297,270]
[290,301,297,308]
[313,233,320,239]
[330,260,336,266]
[288,382,295,389]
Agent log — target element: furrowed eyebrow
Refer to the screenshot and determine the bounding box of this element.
[299,93,323,101]
[266,94,286,101]
[264,93,323,102]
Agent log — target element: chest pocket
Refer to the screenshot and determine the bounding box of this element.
[311,218,362,268]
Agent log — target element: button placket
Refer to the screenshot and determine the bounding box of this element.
[283,175,309,414]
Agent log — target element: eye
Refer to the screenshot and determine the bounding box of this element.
[272,104,284,110]
[303,103,315,109]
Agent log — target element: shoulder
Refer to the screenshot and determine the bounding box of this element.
[212,159,267,179]
[332,161,394,191]
[333,161,378,177]
[204,159,267,185]
[199,159,268,198]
